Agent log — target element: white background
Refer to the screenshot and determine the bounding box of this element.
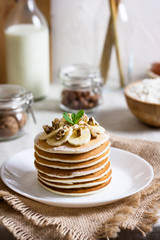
[51,0,160,87]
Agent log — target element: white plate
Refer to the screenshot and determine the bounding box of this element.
[1,147,154,208]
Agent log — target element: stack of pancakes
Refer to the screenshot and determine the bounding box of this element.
[34,133,112,196]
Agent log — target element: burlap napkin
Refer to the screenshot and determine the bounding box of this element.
[0,134,160,240]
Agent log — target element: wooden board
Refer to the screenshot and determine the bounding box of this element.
[0,0,52,84]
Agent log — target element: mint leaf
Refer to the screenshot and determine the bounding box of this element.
[75,110,84,124]
[63,112,74,125]
[63,110,84,125]
[71,113,77,124]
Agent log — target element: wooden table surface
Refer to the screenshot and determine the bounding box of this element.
[1,226,160,240]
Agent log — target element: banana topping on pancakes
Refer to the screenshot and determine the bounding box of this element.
[34,110,112,196]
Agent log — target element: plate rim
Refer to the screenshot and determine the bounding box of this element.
[0,147,154,208]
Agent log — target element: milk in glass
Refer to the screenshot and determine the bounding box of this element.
[5,24,50,100]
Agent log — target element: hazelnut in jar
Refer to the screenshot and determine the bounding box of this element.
[59,65,103,112]
[0,84,35,141]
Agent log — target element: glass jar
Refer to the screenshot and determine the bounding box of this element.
[4,0,50,100]
[59,65,103,112]
[0,84,35,141]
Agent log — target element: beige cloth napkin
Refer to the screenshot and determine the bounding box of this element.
[0,134,160,240]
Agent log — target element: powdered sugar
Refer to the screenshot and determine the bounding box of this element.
[35,132,109,154]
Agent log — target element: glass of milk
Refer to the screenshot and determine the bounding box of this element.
[4,0,50,100]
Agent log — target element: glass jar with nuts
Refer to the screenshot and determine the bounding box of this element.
[0,84,35,141]
[59,64,103,112]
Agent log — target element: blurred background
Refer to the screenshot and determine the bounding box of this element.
[0,0,160,88]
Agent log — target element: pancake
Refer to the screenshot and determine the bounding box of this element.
[38,161,111,184]
[38,169,112,189]
[34,132,109,154]
[34,148,110,169]
[34,114,112,196]
[34,157,109,178]
[38,177,112,196]
[35,140,110,162]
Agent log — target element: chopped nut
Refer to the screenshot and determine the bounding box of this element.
[55,129,65,140]
[43,125,53,133]
[63,124,70,130]
[81,113,89,123]
[78,120,88,126]
[90,129,97,138]
[76,127,83,137]
[61,90,100,109]
[78,120,83,125]
[0,116,19,137]
[88,117,99,126]
[52,118,60,130]
[60,117,66,124]
[73,125,83,136]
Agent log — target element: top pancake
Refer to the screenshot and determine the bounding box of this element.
[35,140,110,162]
[34,132,109,154]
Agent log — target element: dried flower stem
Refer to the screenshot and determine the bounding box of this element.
[100,16,113,83]
[109,0,124,87]
[100,0,125,87]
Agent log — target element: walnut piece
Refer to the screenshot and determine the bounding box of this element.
[63,124,70,130]
[78,120,88,126]
[90,129,98,139]
[52,118,60,130]
[76,127,83,137]
[81,113,89,123]
[43,125,53,134]
[55,129,65,141]
[88,117,98,126]
[0,116,19,137]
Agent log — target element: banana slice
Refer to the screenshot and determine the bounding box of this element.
[39,127,63,140]
[88,125,105,134]
[46,127,72,146]
[68,128,91,146]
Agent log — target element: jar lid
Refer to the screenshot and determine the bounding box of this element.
[59,64,103,89]
[0,84,30,109]
[0,84,26,100]
[0,84,36,123]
